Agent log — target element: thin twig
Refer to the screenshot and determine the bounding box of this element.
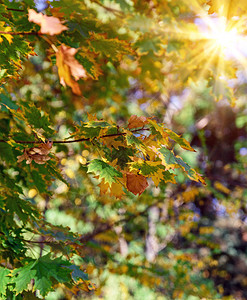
[90,0,124,16]
[0,128,150,145]
[0,31,41,36]
[23,239,56,244]
[6,8,25,12]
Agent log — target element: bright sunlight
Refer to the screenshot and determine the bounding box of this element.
[202,17,244,59]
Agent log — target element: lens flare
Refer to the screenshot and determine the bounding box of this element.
[211,28,238,50]
[203,17,243,59]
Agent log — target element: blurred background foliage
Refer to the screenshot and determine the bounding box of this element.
[1,0,247,299]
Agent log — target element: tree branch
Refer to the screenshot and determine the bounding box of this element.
[0,31,41,36]
[90,0,124,16]
[21,198,165,246]
[0,128,150,145]
[79,198,164,243]
[6,8,25,12]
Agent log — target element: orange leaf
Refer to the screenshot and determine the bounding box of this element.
[56,45,87,95]
[28,9,68,35]
[126,173,148,195]
[128,115,149,129]
[110,181,126,198]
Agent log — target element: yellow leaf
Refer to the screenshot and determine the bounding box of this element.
[110,181,126,198]
[99,176,126,199]
[56,45,87,95]
[101,135,123,150]
[148,119,169,144]
[0,22,13,44]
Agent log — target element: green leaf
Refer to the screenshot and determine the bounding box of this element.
[0,93,18,111]
[164,128,195,151]
[125,131,147,153]
[129,160,161,176]
[89,32,133,61]
[20,102,55,136]
[12,254,73,297]
[115,0,131,10]
[45,160,68,185]
[67,264,89,282]
[33,254,72,296]
[159,147,183,169]
[88,159,122,186]
[0,267,10,297]
[34,276,52,297]
[12,261,37,294]
[5,195,40,223]
[70,120,112,139]
[127,15,155,33]
[31,170,47,193]
[159,147,205,184]
[0,142,15,164]
[135,35,162,55]
[110,146,133,168]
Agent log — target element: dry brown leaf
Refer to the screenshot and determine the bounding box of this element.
[126,173,148,195]
[56,45,87,95]
[28,9,68,35]
[17,142,53,165]
[128,115,149,129]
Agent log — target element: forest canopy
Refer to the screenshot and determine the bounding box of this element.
[0,0,247,299]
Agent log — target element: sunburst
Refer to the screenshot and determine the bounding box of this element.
[167,1,247,99]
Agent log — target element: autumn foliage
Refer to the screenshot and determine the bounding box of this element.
[0,0,247,299]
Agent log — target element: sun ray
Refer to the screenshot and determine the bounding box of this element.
[150,0,247,101]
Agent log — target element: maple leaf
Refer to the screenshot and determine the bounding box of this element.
[125,130,147,154]
[102,135,123,150]
[148,119,169,143]
[12,261,37,294]
[0,268,10,297]
[99,178,125,198]
[56,45,87,95]
[88,159,123,186]
[17,142,53,165]
[33,255,72,296]
[164,128,195,152]
[12,254,73,297]
[88,32,134,61]
[128,115,149,129]
[158,147,205,185]
[128,160,176,187]
[126,173,148,195]
[28,9,68,35]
